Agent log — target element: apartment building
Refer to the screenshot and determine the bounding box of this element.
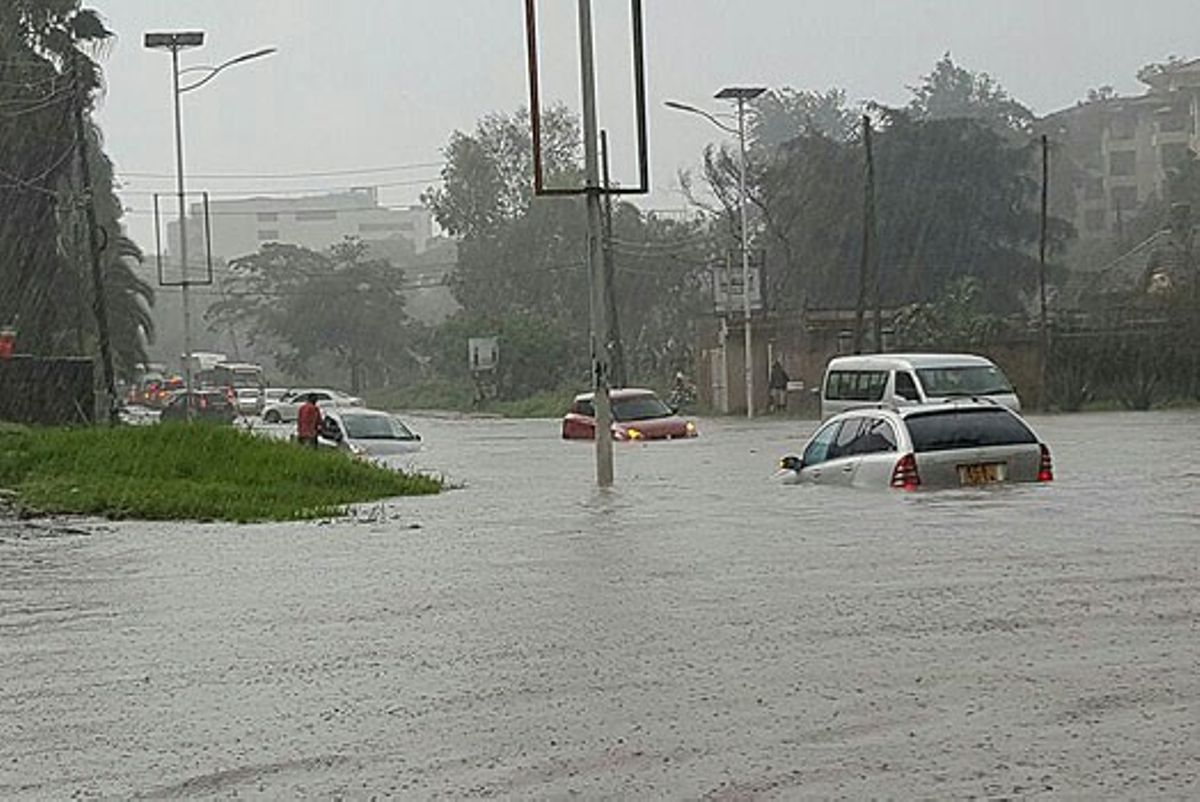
[1040,58,1200,241]
[165,187,433,262]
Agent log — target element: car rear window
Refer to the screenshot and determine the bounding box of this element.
[905,408,1036,452]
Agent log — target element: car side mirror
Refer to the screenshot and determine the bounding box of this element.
[779,455,803,472]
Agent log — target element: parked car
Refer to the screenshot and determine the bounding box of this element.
[232,387,264,415]
[562,388,698,441]
[777,400,1053,490]
[317,408,422,458]
[260,388,363,423]
[158,390,238,424]
[820,353,1020,420]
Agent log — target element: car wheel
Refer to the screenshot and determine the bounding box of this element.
[264,409,281,423]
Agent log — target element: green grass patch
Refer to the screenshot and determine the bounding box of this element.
[0,423,441,522]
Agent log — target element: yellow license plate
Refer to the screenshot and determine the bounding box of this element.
[957,462,1005,486]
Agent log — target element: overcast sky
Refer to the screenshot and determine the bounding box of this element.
[92,0,1200,248]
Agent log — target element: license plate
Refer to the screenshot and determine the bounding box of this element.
[957,462,1006,486]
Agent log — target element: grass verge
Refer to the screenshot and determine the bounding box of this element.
[0,423,441,522]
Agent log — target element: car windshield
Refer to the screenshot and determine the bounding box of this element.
[340,414,415,440]
[612,395,673,422]
[905,408,1036,452]
[916,366,1013,396]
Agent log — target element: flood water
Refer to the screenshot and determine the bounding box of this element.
[2,410,1198,798]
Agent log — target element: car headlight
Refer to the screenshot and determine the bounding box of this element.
[348,442,367,457]
[627,428,642,440]
[685,421,696,434]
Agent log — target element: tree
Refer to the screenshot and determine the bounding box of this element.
[750,87,858,147]
[424,105,715,398]
[208,238,413,393]
[0,1,154,378]
[907,53,1034,133]
[422,104,581,240]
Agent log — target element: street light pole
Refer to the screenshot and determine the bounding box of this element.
[169,42,195,422]
[668,88,764,418]
[145,32,274,421]
[734,94,753,419]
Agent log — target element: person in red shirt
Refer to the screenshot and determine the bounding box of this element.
[296,393,321,448]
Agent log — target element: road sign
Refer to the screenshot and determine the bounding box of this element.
[468,336,498,372]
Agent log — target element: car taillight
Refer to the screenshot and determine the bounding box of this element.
[1037,443,1054,482]
[890,453,921,490]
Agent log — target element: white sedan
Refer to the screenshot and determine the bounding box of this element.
[317,408,423,458]
[260,388,362,423]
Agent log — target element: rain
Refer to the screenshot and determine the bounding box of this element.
[2,0,1199,796]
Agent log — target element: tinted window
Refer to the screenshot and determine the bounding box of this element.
[802,421,841,466]
[612,395,672,422]
[825,370,887,401]
[916,365,1012,397]
[850,416,897,455]
[905,409,1037,453]
[828,418,867,460]
[894,371,920,401]
[571,400,595,417]
[829,416,898,457]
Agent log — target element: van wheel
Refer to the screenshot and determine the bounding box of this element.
[263,409,281,424]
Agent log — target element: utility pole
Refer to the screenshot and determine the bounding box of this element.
[71,53,119,425]
[1038,133,1049,410]
[853,115,874,354]
[736,94,755,418]
[600,129,627,389]
[577,0,614,486]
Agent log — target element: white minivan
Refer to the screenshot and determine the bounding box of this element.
[820,353,1021,420]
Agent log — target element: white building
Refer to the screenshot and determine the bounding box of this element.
[165,187,433,262]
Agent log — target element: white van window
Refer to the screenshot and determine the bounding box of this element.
[916,365,1012,397]
[826,370,887,402]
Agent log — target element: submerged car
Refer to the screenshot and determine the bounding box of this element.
[777,401,1053,490]
[318,408,422,458]
[562,388,698,441]
[260,388,363,423]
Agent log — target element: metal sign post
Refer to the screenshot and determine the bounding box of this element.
[523,0,649,488]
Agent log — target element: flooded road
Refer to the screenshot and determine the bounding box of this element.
[2,410,1198,798]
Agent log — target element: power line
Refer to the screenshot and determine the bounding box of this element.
[115,160,447,180]
[115,176,444,199]
[120,203,430,217]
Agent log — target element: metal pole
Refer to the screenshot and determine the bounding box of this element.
[578,0,613,486]
[71,54,119,425]
[1038,133,1049,410]
[171,45,195,422]
[853,115,871,355]
[737,96,754,419]
[600,129,626,389]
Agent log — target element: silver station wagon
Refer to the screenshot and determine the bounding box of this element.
[778,400,1053,490]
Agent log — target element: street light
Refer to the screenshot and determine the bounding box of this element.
[667,85,765,418]
[144,31,275,420]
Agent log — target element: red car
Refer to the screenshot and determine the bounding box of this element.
[562,388,698,441]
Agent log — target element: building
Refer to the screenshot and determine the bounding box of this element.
[165,187,434,263]
[1041,58,1200,241]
